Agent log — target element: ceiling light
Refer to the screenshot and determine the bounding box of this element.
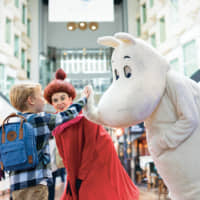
[67,22,77,31]
[78,22,87,30]
[89,22,98,31]
[66,22,99,31]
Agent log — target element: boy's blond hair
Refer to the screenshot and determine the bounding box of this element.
[10,83,41,112]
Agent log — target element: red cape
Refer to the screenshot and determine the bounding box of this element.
[53,115,139,200]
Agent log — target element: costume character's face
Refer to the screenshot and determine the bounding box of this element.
[51,92,72,112]
[94,33,169,127]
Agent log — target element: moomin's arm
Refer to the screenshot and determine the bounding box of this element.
[157,71,198,149]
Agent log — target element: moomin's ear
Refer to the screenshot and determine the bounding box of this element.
[97,36,121,48]
[114,32,136,44]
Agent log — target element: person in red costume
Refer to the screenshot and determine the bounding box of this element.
[44,68,139,200]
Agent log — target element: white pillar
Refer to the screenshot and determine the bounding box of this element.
[127,0,139,36]
[29,0,39,82]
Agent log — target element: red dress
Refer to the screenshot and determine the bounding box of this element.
[53,115,139,200]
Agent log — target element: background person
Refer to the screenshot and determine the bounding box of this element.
[48,135,66,200]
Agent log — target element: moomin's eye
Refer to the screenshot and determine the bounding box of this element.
[124,65,132,78]
[114,69,119,80]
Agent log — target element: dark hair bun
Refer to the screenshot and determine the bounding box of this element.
[55,68,67,80]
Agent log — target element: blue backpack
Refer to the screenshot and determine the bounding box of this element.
[0,113,38,171]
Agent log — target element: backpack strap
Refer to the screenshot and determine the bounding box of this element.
[0,161,3,170]
[1,113,27,144]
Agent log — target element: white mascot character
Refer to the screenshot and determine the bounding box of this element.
[84,32,200,200]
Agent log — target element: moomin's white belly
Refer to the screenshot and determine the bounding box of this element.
[149,128,200,200]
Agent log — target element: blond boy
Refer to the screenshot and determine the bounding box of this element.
[9,83,89,200]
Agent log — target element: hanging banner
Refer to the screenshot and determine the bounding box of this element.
[49,0,114,22]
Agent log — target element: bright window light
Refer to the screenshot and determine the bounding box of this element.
[49,0,114,22]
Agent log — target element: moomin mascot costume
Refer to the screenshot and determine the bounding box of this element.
[84,32,200,200]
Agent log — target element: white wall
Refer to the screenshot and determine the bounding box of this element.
[43,4,124,49]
